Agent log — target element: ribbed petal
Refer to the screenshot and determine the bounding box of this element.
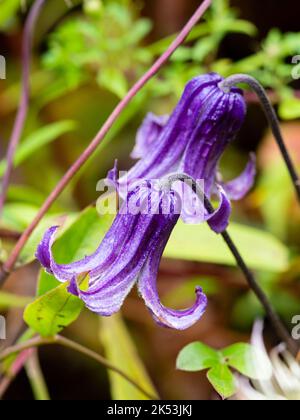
[119,73,223,186]
[36,190,151,283]
[138,223,207,330]
[71,210,179,316]
[206,186,232,233]
[221,153,256,200]
[179,79,247,195]
[131,113,169,159]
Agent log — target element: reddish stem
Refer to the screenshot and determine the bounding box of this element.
[0,0,46,215]
[0,0,212,284]
[0,349,34,399]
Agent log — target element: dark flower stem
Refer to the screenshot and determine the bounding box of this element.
[0,0,212,287]
[219,74,300,204]
[0,0,46,216]
[162,174,299,356]
[0,335,158,400]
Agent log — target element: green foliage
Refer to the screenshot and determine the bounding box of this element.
[0,121,77,178]
[164,220,289,272]
[0,0,20,29]
[24,282,84,337]
[0,291,32,310]
[177,341,270,399]
[43,0,152,96]
[99,314,158,400]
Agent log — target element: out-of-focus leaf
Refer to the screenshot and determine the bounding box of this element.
[0,291,32,310]
[0,121,76,177]
[177,342,220,372]
[232,288,300,329]
[232,292,265,330]
[279,97,300,120]
[7,185,47,207]
[0,0,19,29]
[259,160,292,239]
[164,220,289,273]
[207,364,237,399]
[24,283,84,337]
[99,314,158,400]
[97,67,128,99]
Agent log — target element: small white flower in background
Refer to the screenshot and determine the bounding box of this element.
[236,321,300,400]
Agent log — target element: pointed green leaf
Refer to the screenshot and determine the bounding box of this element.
[164,220,289,272]
[207,364,237,399]
[0,121,76,177]
[24,283,84,337]
[177,342,220,372]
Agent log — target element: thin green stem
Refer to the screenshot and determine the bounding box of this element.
[0,335,158,400]
[25,349,50,401]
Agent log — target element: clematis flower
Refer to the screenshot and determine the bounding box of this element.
[119,72,255,230]
[37,72,255,329]
[37,186,208,329]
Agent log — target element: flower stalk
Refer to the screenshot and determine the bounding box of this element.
[162,173,300,356]
[219,74,300,204]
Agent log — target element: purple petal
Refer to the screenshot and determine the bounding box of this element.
[107,159,119,186]
[221,153,256,200]
[36,208,136,283]
[131,113,169,160]
[178,183,231,233]
[120,73,224,188]
[138,233,207,330]
[207,186,232,233]
[76,210,179,317]
[36,226,59,273]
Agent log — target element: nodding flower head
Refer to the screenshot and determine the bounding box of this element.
[37,73,256,330]
[120,72,256,231]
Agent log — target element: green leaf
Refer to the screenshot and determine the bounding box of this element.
[2,203,41,231]
[0,121,76,178]
[0,291,32,310]
[177,342,220,372]
[0,0,19,29]
[164,220,289,272]
[279,97,300,120]
[97,67,128,99]
[24,283,84,337]
[222,343,272,380]
[99,314,158,400]
[207,364,237,399]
